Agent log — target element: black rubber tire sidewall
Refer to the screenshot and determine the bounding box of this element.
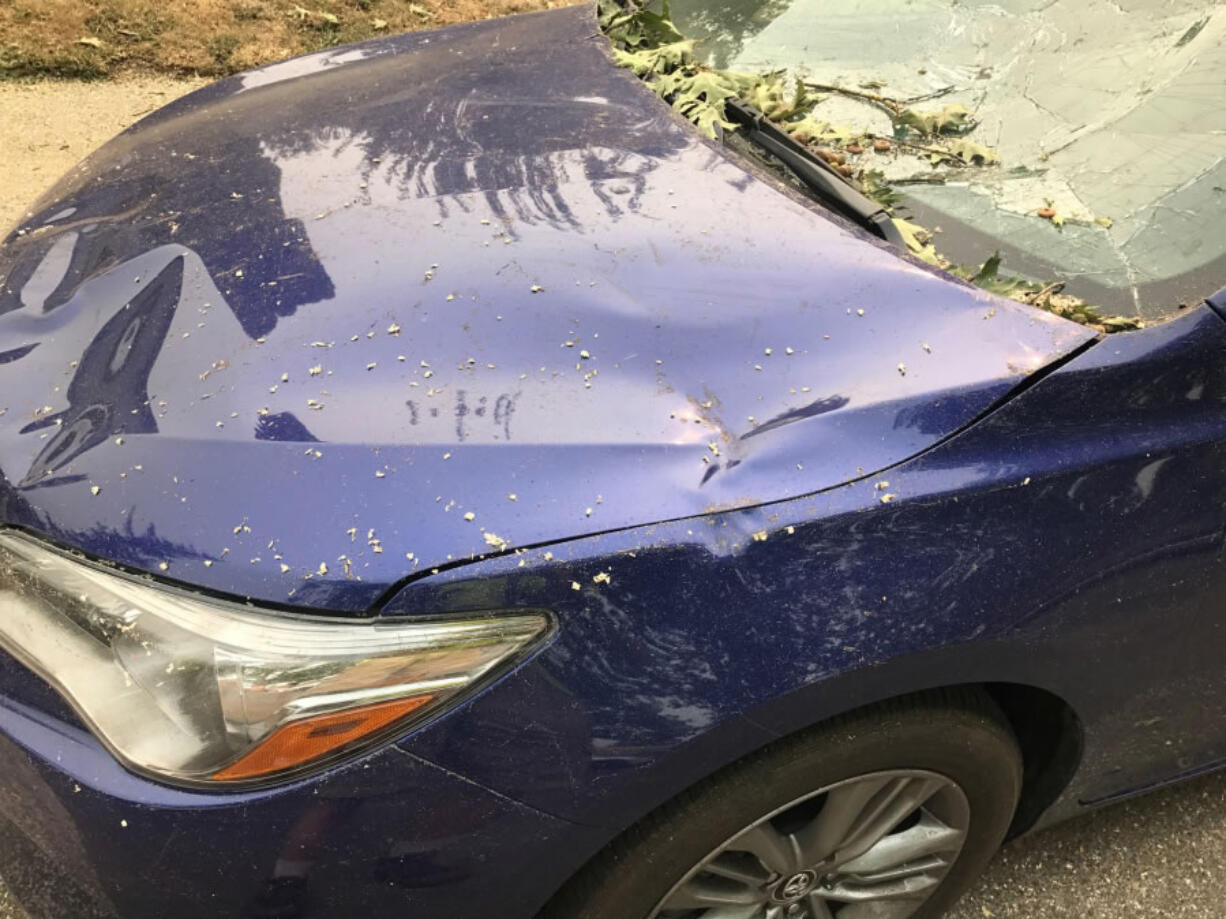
[542,692,1022,919]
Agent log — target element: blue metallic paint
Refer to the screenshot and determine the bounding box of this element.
[1207,285,1226,319]
[0,5,1090,611]
[1,4,1224,919]
[6,304,1226,917]
[380,305,1226,833]
[0,692,606,919]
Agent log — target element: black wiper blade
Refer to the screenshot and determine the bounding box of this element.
[725,100,905,249]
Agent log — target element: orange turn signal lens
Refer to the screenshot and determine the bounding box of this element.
[212,694,435,781]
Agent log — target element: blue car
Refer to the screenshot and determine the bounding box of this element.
[2,2,1224,917]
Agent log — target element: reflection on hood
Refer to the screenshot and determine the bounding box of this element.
[18,257,184,486]
[0,4,1094,609]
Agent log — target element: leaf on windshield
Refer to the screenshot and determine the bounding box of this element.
[950,253,1144,332]
[614,39,694,76]
[603,0,765,138]
[744,77,813,121]
[892,219,940,265]
[861,170,903,209]
[1100,315,1144,331]
[601,0,1144,333]
[673,71,755,137]
[788,117,861,146]
[897,103,976,135]
[954,252,1038,298]
[944,138,1001,165]
[602,1,684,48]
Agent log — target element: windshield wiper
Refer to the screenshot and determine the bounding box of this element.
[725,100,905,249]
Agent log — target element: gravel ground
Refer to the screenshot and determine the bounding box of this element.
[2,78,1226,919]
[0,883,23,919]
[950,770,1226,918]
[0,76,205,233]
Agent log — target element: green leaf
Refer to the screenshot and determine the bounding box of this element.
[966,251,1001,283]
[860,170,903,209]
[744,78,795,119]
[944,138,1001,165]
[649,67,688,98]
[605,4,684,48]
[614,39,693,76]
[898,103,976,135]
[602,2,782,140]
[656,69,756,138]
[788,117,860,146]
[954,252,1043,298]
[692,106,737,139]
[677,70,741,104]
[892,219,940,265]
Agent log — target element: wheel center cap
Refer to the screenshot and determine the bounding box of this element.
[772,870,817,902]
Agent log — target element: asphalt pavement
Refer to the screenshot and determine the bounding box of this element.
[949,769,1226,918]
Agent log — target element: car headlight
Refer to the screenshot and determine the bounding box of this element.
[0,531,549,786]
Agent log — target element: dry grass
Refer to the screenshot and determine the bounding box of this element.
[0,0,574,80]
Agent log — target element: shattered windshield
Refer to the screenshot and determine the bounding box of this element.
[662,0,1225,320]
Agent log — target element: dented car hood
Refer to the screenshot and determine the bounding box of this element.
[0,4,1094,611]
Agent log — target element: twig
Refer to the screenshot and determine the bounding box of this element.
[803,82,959,113]
[862,132,967,165]
[1024,281,1066,304]
[890,174,952,186]
[901,85,958,105]
[804,82,969,137]
[804,82,903,114]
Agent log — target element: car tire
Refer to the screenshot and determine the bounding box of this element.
[541,688,1022,919]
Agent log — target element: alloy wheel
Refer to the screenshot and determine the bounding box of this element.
[647,769,970,919]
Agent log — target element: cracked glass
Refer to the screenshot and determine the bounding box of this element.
[670,0,1226,319]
